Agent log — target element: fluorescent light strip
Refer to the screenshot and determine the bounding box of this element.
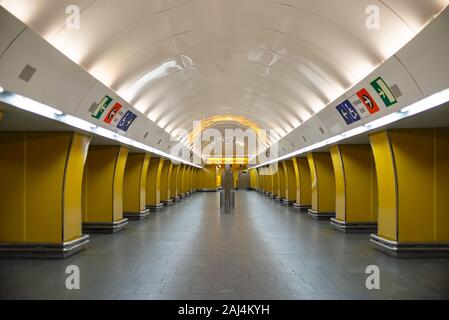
[251,88,449,169]
[0,90,202,168]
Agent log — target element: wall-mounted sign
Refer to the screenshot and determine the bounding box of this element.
[103,103,122,124]
[371,77,398,107]
[356,88,380,114]
[91,95,113,119]
[348,94,370,119]
[117,111,137,132]
[336,100,361,125]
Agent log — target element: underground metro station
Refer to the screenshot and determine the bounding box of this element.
[1,1,449,302]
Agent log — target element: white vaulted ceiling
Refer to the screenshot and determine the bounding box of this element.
[1,0,448,153]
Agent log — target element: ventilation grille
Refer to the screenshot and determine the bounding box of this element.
[390,84,403,98]
[88,102,98,113]
[19,64,37,82]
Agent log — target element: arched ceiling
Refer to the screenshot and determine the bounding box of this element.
[1,0,448,151]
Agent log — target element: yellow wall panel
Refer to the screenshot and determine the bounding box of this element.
[307,153,335,213]
[371,129,449,243]
[83,146,128,224]
[0,132,90,244]
[330,145,377,224]
[0,133,25,242]
[146,158,164,206]
[285,160,297,202]
[294,157,312,206]
[26,133,68,242]
[167,163,174,199]
[279,162,287,199]
[182,165,189,193]
[265,166,274,194]
[184,167,191,193]
[393,130,434,242]
[176,165,184,196]
[273,167,280,196]
[160,161,172,202]
[170,165,180,198]
[250,169,259,189]
[123,153,150,214]
[196,165,218,190]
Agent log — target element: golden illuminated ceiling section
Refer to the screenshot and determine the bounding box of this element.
[1,0,448,151]
[189,115,264,142]
[183,115,269,158]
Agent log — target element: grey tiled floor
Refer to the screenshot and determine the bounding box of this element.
[1,191,449,300]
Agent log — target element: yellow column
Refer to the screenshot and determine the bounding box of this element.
[191,167,196,193]
[193,168,199,192]
[261,168,266,193]
[123,153,151,220]
[160,160,173,205]
[250,169,259,190]
[185,166,191,195]
[263,167,270,194]
[307,153,336,220]
[267,167,274,196]
[216,166,221,190]
[232,165,240,189]
[0,132,90,258]
[370,129,449,257]
[179,165,185,197]
[187,167,194,195]
[183,167,190,196]
[284,159,297,205]
[279,161,288,202]
[82,145,129,233]
[257,168,263,193]
[329,145,378,233]
[178,165,184,197]
[182,166,190,196]
[167,162,176,204]
[272,165,280,199]
[255,169,260,191]
[146,157,165,211]
[261,167,268,195]
[189,168,195,193]
[176,165,184,198]
[292,157,312,211]
[170,164,181,201]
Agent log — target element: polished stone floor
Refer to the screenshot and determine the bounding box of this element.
[1,191,449,300]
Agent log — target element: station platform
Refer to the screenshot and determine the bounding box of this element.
[1,191,448,300]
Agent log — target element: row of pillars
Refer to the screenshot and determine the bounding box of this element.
[0,132,200,258]
[251,129,449,258]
